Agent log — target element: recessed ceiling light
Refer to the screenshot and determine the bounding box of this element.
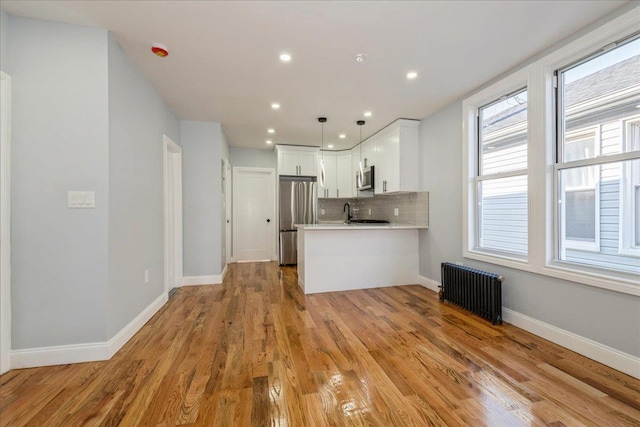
[271,103,280,110]
[364,111,372,117]
[406,71,418,79]
[279,53,291,62]
[268,128,275,134]
[339,134,346,139]
[328,144,334,149]
[266,140,273,144]
[354,53,368,63]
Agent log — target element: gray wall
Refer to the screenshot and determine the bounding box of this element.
[106,35,180,338]
[10,17,110,348]
[229,146,276,168]
[1,10,9,73]
[418,97,640,357]
[181,121,225,277]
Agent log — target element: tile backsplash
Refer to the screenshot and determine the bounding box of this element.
[318,191,429,227]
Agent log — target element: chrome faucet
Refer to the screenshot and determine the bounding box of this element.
[343,202,352,223]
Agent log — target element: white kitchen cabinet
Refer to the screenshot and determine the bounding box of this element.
[318,151,352,198]
[373,119,419,195]
[276,145,319,177]
[336,153,352,198]
[361,137,376,169]
[318,152,337,198]
[351,146,361,195]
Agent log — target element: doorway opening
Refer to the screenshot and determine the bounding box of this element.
[163,136,183,298]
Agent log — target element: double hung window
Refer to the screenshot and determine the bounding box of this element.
[463,9,640,293]
[476,90,528,257]
[555,36,640,273]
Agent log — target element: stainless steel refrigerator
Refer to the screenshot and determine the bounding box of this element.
[279,176,317,265]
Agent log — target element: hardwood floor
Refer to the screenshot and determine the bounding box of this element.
[1,262,639,426]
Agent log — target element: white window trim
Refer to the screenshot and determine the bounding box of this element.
[560,183,601,253]
[463,6,640,296]
[620,118,640,257]
[463,68,533,269]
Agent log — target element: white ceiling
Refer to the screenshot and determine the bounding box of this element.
[1,1,630,151]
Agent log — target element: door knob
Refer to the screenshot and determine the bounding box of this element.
[267,219,271,222]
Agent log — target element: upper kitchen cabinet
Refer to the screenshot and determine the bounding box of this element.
[276,145,319,176]
[318,152,337,198]
[373,119,419,195]
[318,151,352,198]
[361,137,377,169]
[336,152,353,198]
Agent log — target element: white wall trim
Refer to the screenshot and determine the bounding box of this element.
[0,71,12,374]
[107,293,167,358]
[417,274,440,293]
[10,342,109,369]
[503,308,640,379]
[11,293,167,369]
[183,274,224,286]
[419,275,639,379]
[163,135,183,296]
[221,263,228,281]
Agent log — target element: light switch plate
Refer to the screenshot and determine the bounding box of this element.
[68,191,95,208]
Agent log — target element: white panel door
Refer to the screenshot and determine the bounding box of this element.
[233,167,276,261]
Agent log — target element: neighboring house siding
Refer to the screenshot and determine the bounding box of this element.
[481,190,527,254]
[564,119,639,273]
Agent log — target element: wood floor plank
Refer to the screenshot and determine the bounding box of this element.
[1,262,638,426]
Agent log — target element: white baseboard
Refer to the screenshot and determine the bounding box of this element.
[108,293,167,357]
[11,342,109,369]
[417,274,440,292]
[418,275,638,379]
[502,308,640,379]
[11,293,167,370]
[182,273,224,286]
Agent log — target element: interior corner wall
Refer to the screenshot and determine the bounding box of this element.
[9,17,109,348]
[106,35,180,339]
[181,120,224,277]
[417,94,640,359]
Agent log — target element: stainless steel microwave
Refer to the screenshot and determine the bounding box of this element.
[357,165,374,191]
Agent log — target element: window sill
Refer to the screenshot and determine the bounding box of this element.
[542,262,640,296]
[463,249,535,273]
[464,249,639,296]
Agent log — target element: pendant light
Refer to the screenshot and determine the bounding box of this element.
[357,120,365,188]
[318,117,327,187]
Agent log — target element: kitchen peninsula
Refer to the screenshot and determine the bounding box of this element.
[296,223,427,294]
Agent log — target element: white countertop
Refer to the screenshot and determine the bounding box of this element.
[296,222,427,230]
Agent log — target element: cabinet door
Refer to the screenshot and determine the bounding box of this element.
[384,128,400,193]
[336,153,352,198]
[278,150,299,175]
[319,152,336,198]
[351,147,361,194]
[362,139,376,169]
[298,151,318,176]
[374,128,399,194]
